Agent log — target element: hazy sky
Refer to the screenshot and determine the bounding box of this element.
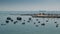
[0,0,60,11]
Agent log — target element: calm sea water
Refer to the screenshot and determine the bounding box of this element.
[0,11,60,34]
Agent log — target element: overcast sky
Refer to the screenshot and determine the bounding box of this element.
[0,0,60,11]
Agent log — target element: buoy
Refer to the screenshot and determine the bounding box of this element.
[6,20,9,23]
[46,20,48,22]
[11,19,13,22]
[7,17,11,20]
[35,25,39,27]
[36,19,38,21]
[24,20,25,21]
[29,18,32,20]
[1,24,6,26]
[38,21,40,23]
[56,24,59,28]
[17,17,22,20]
[27,21,30,23]
[41,23,45,26]
[14,21,18,24]
[34,22,36,24]
[54,22,57,23]
[22,22,25,25]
